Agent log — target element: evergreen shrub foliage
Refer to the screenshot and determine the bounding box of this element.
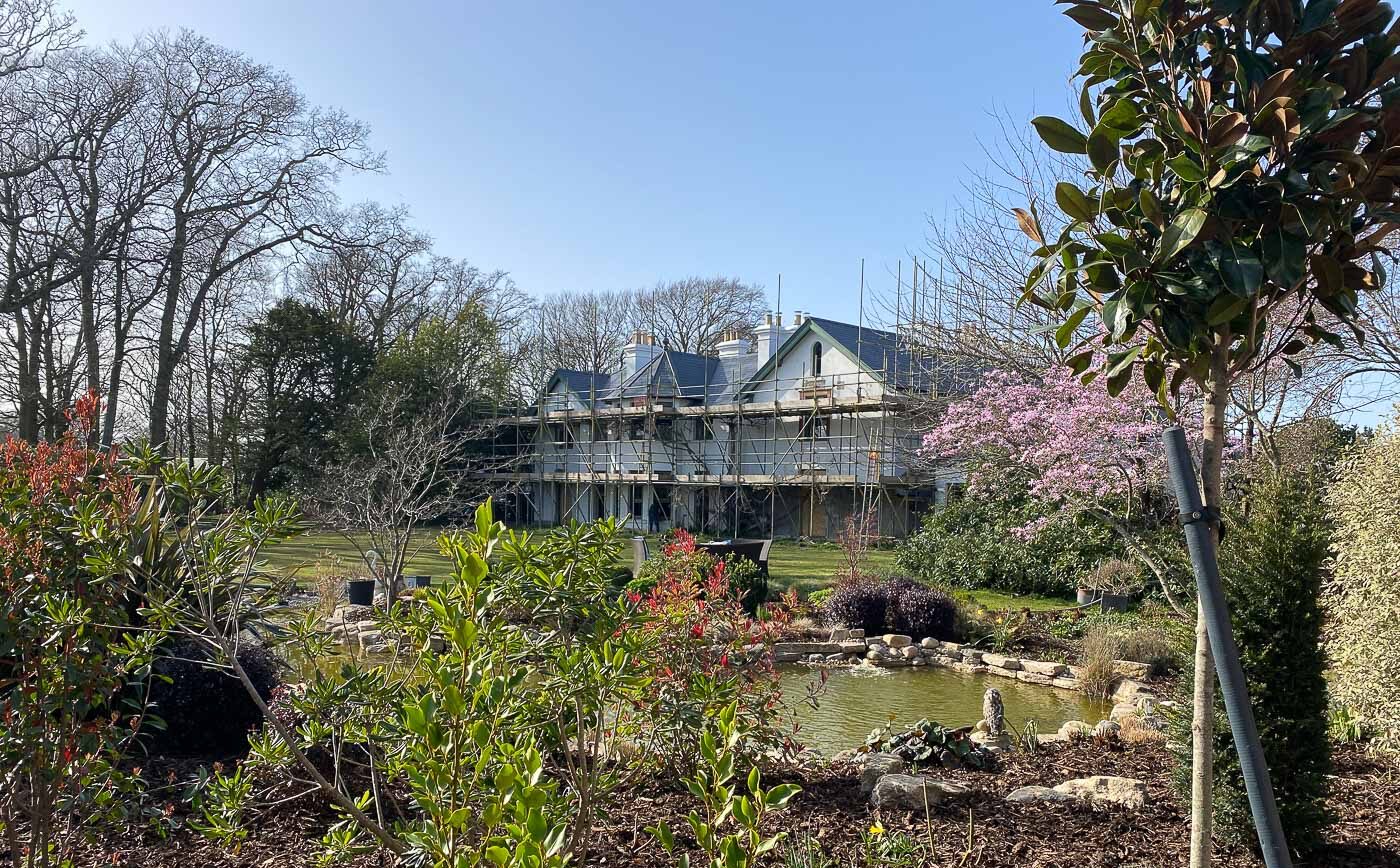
[894,495,1119,598]
[1169,468,1331,854]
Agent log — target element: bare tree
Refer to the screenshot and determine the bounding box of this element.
[312,391,476,608]
[632,275,766,354]
[140,30,380,448]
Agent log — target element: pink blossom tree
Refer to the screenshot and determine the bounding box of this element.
[922,365,1200,612]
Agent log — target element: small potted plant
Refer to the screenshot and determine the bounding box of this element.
[1088,558,1141,613]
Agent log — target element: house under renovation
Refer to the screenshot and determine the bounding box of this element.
[480,311,972,539]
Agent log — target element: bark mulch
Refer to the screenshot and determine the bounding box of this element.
[75,742,1400,867]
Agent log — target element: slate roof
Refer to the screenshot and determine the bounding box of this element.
[545,316,963,409]
[803,316,973,394]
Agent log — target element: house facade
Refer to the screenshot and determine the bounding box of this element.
[484,312,967,539]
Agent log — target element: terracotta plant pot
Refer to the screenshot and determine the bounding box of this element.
[1076,587,1098,606]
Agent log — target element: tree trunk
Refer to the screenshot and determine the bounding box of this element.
[1189,333,1231,868]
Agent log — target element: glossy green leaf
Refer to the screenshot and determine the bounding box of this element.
[1166,153,1207,182]
[1087,130,1119,174]
[1157,208,1206,262]
[1032,116,1088,154]
[1055,182,1096,222]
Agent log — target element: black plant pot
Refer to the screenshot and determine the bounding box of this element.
[347,579,376,606]
[1099,592,1132,613]
[1076,587,1098,606]
[408,574,432,589]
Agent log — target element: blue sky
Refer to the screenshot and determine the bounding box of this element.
[65,1,1085,324]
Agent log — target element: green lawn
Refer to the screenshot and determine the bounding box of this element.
[261,528,1070,611]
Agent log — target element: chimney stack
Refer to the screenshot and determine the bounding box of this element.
[619,331,663,379]
[754,312,781,363]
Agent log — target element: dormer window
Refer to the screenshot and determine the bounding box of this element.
[810,341,823,377]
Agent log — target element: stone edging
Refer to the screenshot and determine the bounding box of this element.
[770,628,1159,705]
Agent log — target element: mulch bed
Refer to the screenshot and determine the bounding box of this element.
[75,743,1400,867]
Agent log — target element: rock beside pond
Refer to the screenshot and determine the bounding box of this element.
[1052,775,1147,809]
[883,633,913,649]
[1112,678,1153,702]
[1092,720,1121,739]
[981,653,1021,671]
[829,627,849,642]
[860,753,906,796]
[839,640,867,654]
[900,645,921,660]
[1020,659,1068,677]
[870,774,976,811]
[1113,660,1154,680]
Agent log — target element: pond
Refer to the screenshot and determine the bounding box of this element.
[778,664,1110,756]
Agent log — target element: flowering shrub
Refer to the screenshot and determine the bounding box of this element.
[0,393,160,867]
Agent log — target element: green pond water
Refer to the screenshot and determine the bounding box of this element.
[777,664,1109,757]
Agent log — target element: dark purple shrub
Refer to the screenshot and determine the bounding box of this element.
[822,576,956,640]
[142,637,284,758]
[888,580,957,640]
[820,578,889,634]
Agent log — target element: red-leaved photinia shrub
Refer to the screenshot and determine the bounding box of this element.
[630,529,797,775]
[1,392,155,862]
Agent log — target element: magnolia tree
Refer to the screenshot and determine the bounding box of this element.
[1022,3,1400,863]
[922,365,1199,609]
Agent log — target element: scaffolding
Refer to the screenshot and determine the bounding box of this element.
[472,260,984,541]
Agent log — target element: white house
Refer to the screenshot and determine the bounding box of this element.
[483,312,968,539]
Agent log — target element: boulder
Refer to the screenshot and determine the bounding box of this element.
[860,753,906,796]
[1051,677,1079,690]
[870,774,975,810]
[1113,660,1154,680]
[839,640,868,654]
[981,653,1022,671]
[774,650,803,663]
[960,648,984,663]
[919,637,940,650]
[848,628,866,639]
[1052,775,1147,810]
[829,627,850,642]
[1016,671,1054,686]
[883,634,914,649]
[1093,720,1121,739]
[1057,720,1093,740]
[900,645,922,660]
[1006,785,1073,805]
[1020,659,1069,677]
[1109,702,1140,722]
[1112,678,1153,702]
[825,653,846,663]
[1035,733,1071,748]
[357,630,384,651]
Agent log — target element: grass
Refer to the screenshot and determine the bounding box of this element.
[261,526,1071,611]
